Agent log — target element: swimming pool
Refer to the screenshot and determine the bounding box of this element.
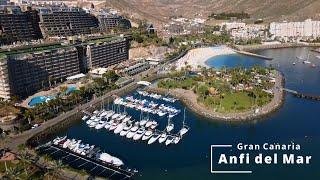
[65,86,77,94]
[28,95,55,107]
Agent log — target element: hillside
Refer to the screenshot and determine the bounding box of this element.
[100,0,320,24]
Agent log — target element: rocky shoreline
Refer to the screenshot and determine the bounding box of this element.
[147,71,285,122]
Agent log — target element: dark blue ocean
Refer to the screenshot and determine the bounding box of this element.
[56,47,320,179]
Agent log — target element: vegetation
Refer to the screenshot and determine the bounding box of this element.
[209,12,250,20]
[235,37,262,45]
[131,21,164,47]
[157,66,275,113]
[19,70,120,131]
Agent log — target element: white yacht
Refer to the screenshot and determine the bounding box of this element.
[82,115,89,121]
[173,136,181,144]
[148,133,161,144]
[158,132,168,143]
[114,123,125,134]
[95,121,108,130]
[142,130,153,141]
[133,128,146,140]
[165,135,175,146]
[98,153,124,167]
[104,120,114,130]
[109,121,120,131]
[120,123,133,136]
[126,125,139,139]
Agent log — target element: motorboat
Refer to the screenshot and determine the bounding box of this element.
[120,123,132,136]
[139,118,148,126]
[165,135,175,146]
[145,120,157,128]
[111,113,120,119]
[173,136,181,144]
[148,133,161,144]
[142,130,153,141]
[122,116,131,122]
[126,125,139,139]
[53,136,67,145]
[82,115,89,121]
[114,123,125,134]
[98,153,124,167]
[109,121,120,131]
[133,128,146,140]
[158,132,168,143]
[105,111,115,119]
[95,121,108,130]
[104,120,114,130]
[158,111,166,117]
[303,60,311,64]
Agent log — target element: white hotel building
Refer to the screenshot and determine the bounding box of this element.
[269,19,320,39]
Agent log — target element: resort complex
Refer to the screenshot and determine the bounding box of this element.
[0,1,320,180]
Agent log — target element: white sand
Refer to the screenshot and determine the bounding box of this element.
[176,46,236,70]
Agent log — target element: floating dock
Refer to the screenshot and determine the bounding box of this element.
[234,50,273,60]
[37,143,136,180]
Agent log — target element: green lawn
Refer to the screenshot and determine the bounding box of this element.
[203,92,254,112]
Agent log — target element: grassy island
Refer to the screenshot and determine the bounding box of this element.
[157,66,277,113]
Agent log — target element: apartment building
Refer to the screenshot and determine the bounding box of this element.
[270,19,320,39]
[0,6,42,45]
[83,36,130,70]
[38,7,99,38]
[98,14,131,32]
[0,44,81,98]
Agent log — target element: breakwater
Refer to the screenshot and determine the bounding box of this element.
[234,50,273,60]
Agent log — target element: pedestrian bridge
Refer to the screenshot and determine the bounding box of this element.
[137,81,151,86]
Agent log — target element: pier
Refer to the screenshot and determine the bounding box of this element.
[283,88,320,101]
[37,143,136,180]
[234,50,273,60]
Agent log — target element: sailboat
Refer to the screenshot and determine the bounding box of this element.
[179,108,190,136]
[166,117,174,132]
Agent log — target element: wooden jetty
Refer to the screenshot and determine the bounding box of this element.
[283,88,320,101]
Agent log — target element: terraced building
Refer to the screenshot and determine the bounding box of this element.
[98,14,131,32]
[0,6,42,45]
[38,7,99,38]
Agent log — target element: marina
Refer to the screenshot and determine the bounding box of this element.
[82,91,189,146]
[35,47,320,180]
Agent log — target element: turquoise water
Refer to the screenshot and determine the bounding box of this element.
[28,96,54,107]
[54,48,320,179]
[66,86,77,94]
[28,86,77,106]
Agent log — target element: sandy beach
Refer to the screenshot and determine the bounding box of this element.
[176,46,236,70]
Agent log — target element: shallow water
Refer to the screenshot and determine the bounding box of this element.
[56,47,320,179]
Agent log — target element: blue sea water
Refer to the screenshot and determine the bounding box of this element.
[54,47,320,180]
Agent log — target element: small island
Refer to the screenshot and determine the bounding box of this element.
[149,66,284,121]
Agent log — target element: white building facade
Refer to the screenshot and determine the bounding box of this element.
[270,19,320,39]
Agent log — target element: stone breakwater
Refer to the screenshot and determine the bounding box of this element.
[147,71,284,122]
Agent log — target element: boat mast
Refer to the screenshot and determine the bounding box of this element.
[183,108,186,126]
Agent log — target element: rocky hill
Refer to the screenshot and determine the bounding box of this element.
[100,0,320,24]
